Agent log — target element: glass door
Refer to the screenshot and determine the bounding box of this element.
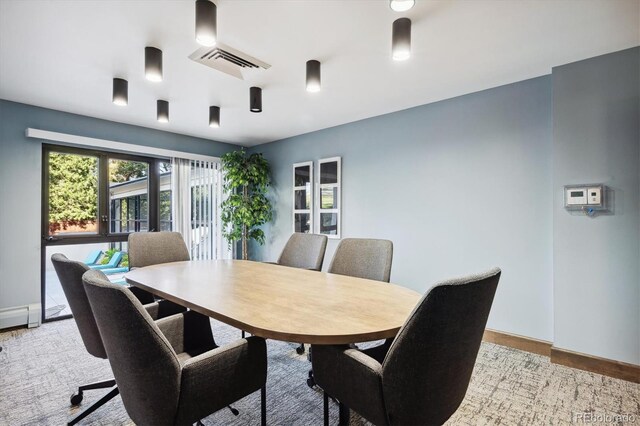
[41,145,168,322]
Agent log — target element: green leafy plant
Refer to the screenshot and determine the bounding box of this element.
[100,248,119,265]
[48,153,98,233]
[99,248,128,267]
[220,150,273,260]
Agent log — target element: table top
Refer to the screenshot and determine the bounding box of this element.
[125,260,421,345]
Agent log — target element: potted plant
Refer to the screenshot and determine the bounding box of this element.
[220,150,273,260]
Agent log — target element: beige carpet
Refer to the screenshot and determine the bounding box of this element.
[0,319,638,425]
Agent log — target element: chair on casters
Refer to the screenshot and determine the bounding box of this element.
[82,270,268,426]
[307,238,393,387]
[262,232,328,353]
[312,268,501,426]
[50,254,184,425]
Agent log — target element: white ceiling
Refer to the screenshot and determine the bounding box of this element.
[1,0,638,147]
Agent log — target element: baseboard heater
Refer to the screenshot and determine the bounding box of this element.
[0,304,41,330]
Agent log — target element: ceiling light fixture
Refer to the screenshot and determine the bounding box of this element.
[157,100,169,123]
[392,18,411,61]
[112,78,128,106]
[306,60,321,93]
[389,0,415,12]
[209,106,220,128]
[250,87,262,113]
[195,0,217,47]
[145,47,163,82]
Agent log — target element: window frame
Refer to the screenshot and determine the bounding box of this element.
[41,144,168,323]
[292,161,314,234]
[42,144,166,246]
[316,156,341,239]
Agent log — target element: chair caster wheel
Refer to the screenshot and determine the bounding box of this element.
[307,377,316,388]
[296,345,305,355]
[70,391,83,406]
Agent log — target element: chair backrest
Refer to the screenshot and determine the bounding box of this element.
[328,238,393,282]
[128,232,190,269]
[50,253,107,359]
[381,268,501,425]
[277,233,328,271]
[82,269,182,425]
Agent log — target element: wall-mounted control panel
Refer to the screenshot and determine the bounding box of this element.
[564,184,607,215]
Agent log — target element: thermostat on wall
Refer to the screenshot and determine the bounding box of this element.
[564,184,607,215]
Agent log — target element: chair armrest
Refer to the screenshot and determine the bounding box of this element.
[143,301,160,320]
[153,310,217,356]
[155,312,185,354]
[176,337,267,421]
[311,345,386,422]
[313,344,383,378]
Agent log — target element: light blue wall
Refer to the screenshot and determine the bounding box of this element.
[552,48,639,365]
[0,100,239,314]
[250,77,555,342]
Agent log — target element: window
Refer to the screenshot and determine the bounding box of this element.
[293,161,313,233]
[317,157,341,238]
[42,145,168,322]
[47,151,99,236]
[159,161,172,231]
[109,159,149,233]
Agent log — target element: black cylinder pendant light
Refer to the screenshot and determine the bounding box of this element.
[250,87,262,113]
[195,0,217,47]
[145,47,163,82]
[306,60,321,93]
[392,18,411,61]
[112,78,128,106]
[157,100,169,123]
[209,106,220,128]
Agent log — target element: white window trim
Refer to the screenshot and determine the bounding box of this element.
[317,156,341,239]
[293,161,313,234]
[26,128,220,163]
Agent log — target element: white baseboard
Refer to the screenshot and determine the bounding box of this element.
[0,304,41,330]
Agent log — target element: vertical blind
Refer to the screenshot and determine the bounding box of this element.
[171,158,227,260]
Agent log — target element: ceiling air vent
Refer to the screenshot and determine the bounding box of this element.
[189,43,270,80]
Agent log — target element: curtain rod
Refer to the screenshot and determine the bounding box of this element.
[26,128,221,163]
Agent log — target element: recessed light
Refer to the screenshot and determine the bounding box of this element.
[390,0,415,12]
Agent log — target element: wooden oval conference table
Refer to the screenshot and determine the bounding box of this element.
[125,260,421,345]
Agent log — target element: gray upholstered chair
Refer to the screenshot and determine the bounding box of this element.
[51,253,182,425]
[272,233,328,354]
[328,238,393,283]
[82,269,268,426]
[276,233,328,271]
[128,231,191,269]
[127,231,191,309]
[306,238,394,386]
[311,268,502,426]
